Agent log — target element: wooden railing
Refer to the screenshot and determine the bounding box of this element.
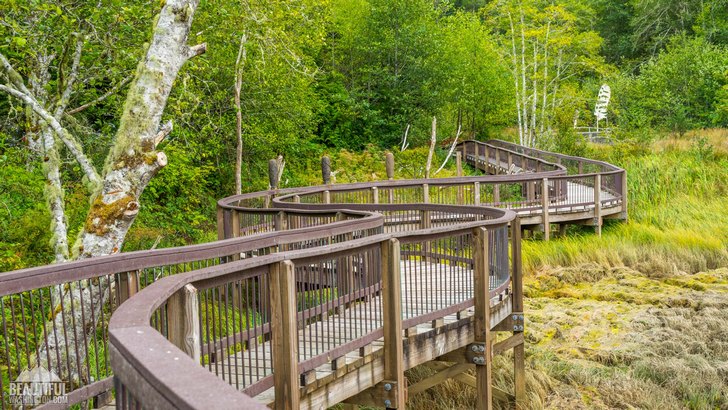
[0,140,626,409]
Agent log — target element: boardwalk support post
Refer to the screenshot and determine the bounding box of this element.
[511,217,526,405]
[621,170,628,220]
[594,174,602,236]
[381,238,406,408]
[473,227,492,409]
[542,178,550,240]
[167,284,201,363]
[270,260,300,410]
[474,182,481,206]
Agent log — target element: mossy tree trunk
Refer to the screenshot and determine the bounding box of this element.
[75,0,205,259]
[0,0,206,387]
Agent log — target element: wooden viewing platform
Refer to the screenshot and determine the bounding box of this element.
[0,140,626,410]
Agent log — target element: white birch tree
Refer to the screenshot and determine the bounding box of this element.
[488,0,604,147]
[0,0,205,385]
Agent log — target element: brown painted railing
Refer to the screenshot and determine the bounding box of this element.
[0,140,626,409]
[110,197,515,408]
[0,207,381,409]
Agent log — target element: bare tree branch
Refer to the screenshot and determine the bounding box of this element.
[434,123,463,176]
[55,33,84,117]
[154,120,173,146]
[66,75,132,115]
[234,34,247,195]
[400,123,410,151]
[0,83,101,187]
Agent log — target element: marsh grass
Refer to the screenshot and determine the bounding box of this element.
[393,133,728,409]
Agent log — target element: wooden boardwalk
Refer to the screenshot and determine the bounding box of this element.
[86,140,628,409]
[216,260,509,407]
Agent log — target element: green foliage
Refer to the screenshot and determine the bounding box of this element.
[127,145,218,248]
[0,134,53,269]
[0,0,726,261]
[614,36,728,131]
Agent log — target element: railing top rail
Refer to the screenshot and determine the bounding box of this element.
[0,209,383,296]
[481,139,624,172]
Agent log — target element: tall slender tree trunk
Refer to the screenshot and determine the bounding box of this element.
[425,116,436,179]
[520,10,529,146]
[540,22,551,136]
[508,12,524,146]
[234,35,247,196]
[531,40,538,148]
[40,127,69,263]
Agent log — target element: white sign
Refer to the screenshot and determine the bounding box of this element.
[594,84,611,121]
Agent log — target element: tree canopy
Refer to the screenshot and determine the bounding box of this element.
[1,0,727,269]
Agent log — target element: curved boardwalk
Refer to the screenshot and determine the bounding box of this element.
[0,140,625,410]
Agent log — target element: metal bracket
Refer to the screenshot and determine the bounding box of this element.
[511,312,524,332]
[466,342,487,365]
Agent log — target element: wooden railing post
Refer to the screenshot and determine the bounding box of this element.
[167,284,201,363]
[216,205,225,240]
[621,170,628,220]
[511,217,525,405]
[323,190,331,204]
[118,271,139,303]
[594,174,602,236]
[275,210,288,252]
[473,227,492,409]
[493,184,500,204]
[527,179,536,203]
[495,149,501,174]
[270,260,300,410]
[484,145,490,171]
[290,196,301,230]
[541,178,550,240]
[222,208,241,259]
[421,184,431,261]
[274,211,288,231]
[232,209,240,239]
[372,186,379,204]
[474,182,481,206]
[381,239,406,409]
[456,152,464,205]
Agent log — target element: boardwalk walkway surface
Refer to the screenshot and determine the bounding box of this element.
[0,140,626,410]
